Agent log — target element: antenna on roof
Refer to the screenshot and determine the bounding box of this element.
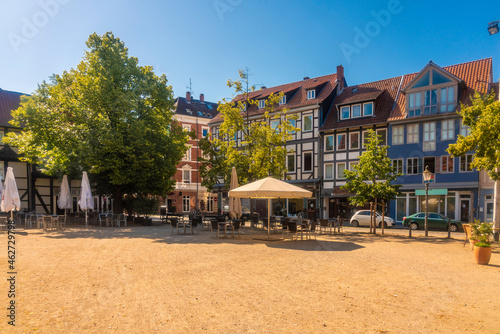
[186,78,194,96]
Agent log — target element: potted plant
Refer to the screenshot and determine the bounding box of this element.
[470,221,493,265]
[133,196,159,226]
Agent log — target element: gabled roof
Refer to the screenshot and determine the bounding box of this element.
[389,57,493,121]
[0,89,27,127]
[173,96,218,119]
[320,76,403,131]
[209,73,339,125]
[402,61,462,92]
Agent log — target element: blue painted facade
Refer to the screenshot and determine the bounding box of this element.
[385,60,491,224]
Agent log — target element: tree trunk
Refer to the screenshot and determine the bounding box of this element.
[373,199,377,235]
[113,186,123,214]
[381,201,385,235]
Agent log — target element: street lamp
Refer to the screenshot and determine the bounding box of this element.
[488,21,499,35]
[422,165,433,237]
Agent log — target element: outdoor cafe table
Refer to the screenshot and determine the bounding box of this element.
[217,221,233,238]
[177,218,193,235]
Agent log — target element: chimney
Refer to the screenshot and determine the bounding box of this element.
[337,65,344,92]
[303,77,310,81]
[199,93,204,102]
[186,91,191,102]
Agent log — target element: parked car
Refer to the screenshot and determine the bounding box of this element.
[402,212,462,232]
[350,210,395,228]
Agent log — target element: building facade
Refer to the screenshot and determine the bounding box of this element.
[209,66,346,218]
[169,92,218,214]
[319,76,402,219]
[387,58,493,224]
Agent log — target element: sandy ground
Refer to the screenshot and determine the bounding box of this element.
[1,223,499,334]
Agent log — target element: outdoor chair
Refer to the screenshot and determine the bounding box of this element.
[0,217,7,233]
[319,219,330,235]
[285,221,298,240]
[210,220,218,233]
[226,219,241,238]
[170,217,180,234]
[98,213,107,227]
[118,214,127,227]
[463,223,472,247]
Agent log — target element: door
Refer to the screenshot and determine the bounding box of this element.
[460,199,471,222]
[328,199,336,219]
[307,199,316,219]
[485,198,494,222]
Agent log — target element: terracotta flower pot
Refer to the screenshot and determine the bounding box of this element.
[470,239,477,250]
[474,246,492,265]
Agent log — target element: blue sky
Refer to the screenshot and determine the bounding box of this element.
[1,0,499,103]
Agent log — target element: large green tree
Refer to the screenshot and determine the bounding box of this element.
[199,69,298,190]
[447,90,500,230]
[341,129,401,233]
[5,32,188,212]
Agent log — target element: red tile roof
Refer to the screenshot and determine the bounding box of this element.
[320,76,403,131]
[209,73,339,124]
[0,89,27,127]
[388,58,493,121]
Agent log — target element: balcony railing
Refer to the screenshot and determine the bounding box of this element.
[408,102,457,117]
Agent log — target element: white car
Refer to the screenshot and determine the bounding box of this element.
[350,210,395,228]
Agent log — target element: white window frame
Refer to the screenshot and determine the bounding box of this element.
[392,159,403,175]
[363,102,374,116]
[340,106,350,120]
[0,130,4,145]
[362,130,370,148]
[407,124,419,144]
[337,133,346,151]
[460,154,473,173]
[325,135,334,151]
[279,95,286,105]
[441,119,454,141]
[303,114,313,132]
[0,161,4,180]
[392,126,404,145]
[182,169,191,183]
[307,90,315,99]
[182,196,191,212]
[407,157,422,175]
[423,122,436,151]
[182,145,192,161]
[287,154,295,173]
[351,104,361,118]
[349,161,359,172]
[440,155,454,174]
[350,132,360,150]
[303,152,313,172]
[460,119,471,137]
[376,128,387,146]
[289,117,296,134]
[183,124,191,132]
[336,162,347,180]
[270,119,279,131]
[259,100,265,109]
[202,127,209,138]
[324,163,333,180]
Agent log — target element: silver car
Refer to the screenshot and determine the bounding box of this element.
[350,210,395,228]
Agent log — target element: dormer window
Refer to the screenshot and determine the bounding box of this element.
[259,100,265,109]
[339,102,374,120]
[307,90,315,99]
[279,95,286,105]
[405,67,458,117]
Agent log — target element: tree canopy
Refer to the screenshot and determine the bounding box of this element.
[199,69,298,190]
[5,32,188,211]
[447,91,500,180]
[341,129,401,207]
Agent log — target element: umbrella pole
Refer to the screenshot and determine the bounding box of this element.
[85,209,88,228]
[268,198,271,237]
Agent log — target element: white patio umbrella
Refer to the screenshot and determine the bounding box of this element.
[1,167,21,220]
[57,175,72,224]
[78,171,94,227]
[228,167,242,219]
[228,176,312,236]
